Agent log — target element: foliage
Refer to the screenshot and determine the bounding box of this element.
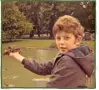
[2,2,33,41]
[16,1,95,38]
[2,1,95,40]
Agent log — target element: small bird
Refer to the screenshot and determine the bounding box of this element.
[3,46,21,55]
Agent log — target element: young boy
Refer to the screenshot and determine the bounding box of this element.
[5,15,94,88]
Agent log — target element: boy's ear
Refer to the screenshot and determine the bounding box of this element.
[75,36,82,45]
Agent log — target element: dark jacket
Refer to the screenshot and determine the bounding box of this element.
[22,45,94,88]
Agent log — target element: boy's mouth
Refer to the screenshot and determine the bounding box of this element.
[60,47,67,51]
[59,47,67,53]
[60,47,67,49]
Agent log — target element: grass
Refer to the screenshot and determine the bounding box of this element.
[2,39,95,48]
[81,40,95,49]
[2,39,95,59]
[2,39,55,49]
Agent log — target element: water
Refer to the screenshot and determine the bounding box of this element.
[2,47,58,88]
[2,45,95,88]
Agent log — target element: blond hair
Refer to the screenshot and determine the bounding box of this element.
[53,15,84,38]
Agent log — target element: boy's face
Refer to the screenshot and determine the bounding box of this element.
[55,31,82,54]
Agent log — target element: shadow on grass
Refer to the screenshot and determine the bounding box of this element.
[2,38,54,43]
[2,39,23,43]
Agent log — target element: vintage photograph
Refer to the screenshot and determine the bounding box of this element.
[2,0,95,88]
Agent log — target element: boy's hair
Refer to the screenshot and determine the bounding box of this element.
[53,15,84,38]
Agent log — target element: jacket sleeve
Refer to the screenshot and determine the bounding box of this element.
[21,58,54,75]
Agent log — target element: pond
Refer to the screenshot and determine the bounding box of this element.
[2,47,58,88]
[2,44,95,88]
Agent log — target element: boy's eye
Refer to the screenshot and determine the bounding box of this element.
[56,36,61,40]
[64,36,70,40]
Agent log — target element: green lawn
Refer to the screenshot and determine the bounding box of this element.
[2,40,95,57]
[2,39,55,49]
[2,39,95,49]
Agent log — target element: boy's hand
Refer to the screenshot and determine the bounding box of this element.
[3,46,21,56]
[3,46,25,62]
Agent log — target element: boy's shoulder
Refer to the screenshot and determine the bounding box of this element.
[67,45,92,57]
[55,45,93,64]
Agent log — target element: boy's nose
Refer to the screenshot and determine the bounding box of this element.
[59,39,65,44]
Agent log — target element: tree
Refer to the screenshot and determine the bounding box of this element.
[16,2,41,37]
[2,2,33,41]
[15,1,95,39]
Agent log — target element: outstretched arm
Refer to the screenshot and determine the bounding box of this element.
[9,52,25,62]
[9,52,54,75]
[22,58,54,75]
[4,46,54,75]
